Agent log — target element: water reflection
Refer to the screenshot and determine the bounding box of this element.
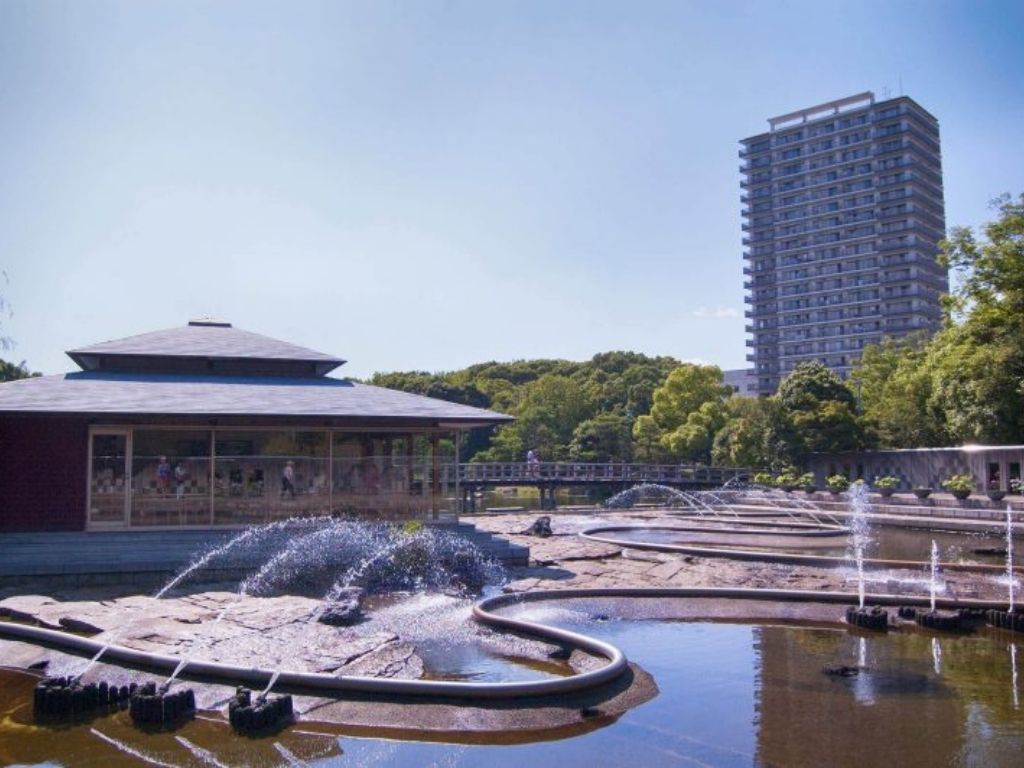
[3,614,1024,766]
[1012,643,1020,711]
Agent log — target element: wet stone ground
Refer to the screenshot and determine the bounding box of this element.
[0,508,1013,738]
[473,510,1014,602]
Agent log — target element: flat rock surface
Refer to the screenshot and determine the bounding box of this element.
[472,510,1015,602]
[0,592,426,683]
[1,504,1013,741]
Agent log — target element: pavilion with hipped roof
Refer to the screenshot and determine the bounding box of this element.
[0,319,511,532]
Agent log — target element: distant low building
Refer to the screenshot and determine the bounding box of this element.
[0,319,511,533]
[723,368,758,397]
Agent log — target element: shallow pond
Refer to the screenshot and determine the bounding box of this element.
[606,523,1010,564]
[3,600,1022,766]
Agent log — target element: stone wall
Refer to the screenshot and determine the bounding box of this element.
[807,446,1024,492]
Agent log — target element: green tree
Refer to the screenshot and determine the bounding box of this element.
[474,373,598,462]
[777,360,857,412]
[776,362,861,459]
[631,415,664,462]
[639,364,733,462]
[649,364,733,429]
[662,399,729,462]
[570,413,633,462]
[851,336,945,448]
[712,395,795,470]
[929,193,1024,442]
[0,359,40,382]
[372,351,678,463]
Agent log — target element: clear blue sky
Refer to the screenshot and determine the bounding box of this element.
[2,0,1022,378]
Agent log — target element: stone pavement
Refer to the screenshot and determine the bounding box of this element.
[472,510,1011,602]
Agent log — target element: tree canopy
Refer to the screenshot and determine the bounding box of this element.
[369,351,679,463]
[368,192,1024,467]
[852,193,1024,446]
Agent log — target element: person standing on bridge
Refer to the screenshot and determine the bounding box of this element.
[527,449,539,478]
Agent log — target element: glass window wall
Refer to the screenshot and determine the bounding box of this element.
[131,430,212,526]
[213,430,330,525]
[89,432,128,525]
[88,426,450,528]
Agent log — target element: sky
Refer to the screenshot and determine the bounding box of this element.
[1,0,1022,379]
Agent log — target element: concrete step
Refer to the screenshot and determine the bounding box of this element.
[0,520,529,579]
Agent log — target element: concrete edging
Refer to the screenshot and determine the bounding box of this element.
[581,525,1024,575]
[1,584,1019,702]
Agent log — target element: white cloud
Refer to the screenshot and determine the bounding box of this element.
[691,306,739,319]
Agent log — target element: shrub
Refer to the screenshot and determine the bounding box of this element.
[753,472,774,486]
[942,474,975,493]
[873,476,899,490]
[774,470,799,488]
[401,520,424,536]
[1011,478,1023,495]
[825,475,850,492]
[797,472,815,488]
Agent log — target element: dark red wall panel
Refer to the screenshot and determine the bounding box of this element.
[0,417,88,531]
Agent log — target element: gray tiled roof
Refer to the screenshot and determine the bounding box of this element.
[0,372,512,426]
[68,322,344,366]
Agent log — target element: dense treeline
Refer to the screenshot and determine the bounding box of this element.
[378,194,1023,469]
[371,352,680,462]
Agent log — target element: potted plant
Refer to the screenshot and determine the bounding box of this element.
[825,474,850,495]
[1011,478,1023,496]
[987,480,1007,502]
[753,471,774,487]
[873,475,899,497]
[912,487,933,499]
[798,472,816,494]
[774,470,798,492]
[942,474,975,500]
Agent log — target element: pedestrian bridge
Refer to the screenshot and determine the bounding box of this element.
[457,462,747,487]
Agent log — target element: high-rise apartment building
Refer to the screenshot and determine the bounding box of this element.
[740,91,947,396]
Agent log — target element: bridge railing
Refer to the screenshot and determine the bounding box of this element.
[456,462,749,485]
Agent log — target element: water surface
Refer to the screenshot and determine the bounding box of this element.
[3,607,1022,767]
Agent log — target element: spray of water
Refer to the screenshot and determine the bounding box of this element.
[175,736,230,768]
[256,524,503,698]
[1012,643,1020,710]
[90,728,178,768]
[164,523,341,687]
[603,483,692,511]
[148,519,503,694]
[929,539,940,613]
[1007,505,1016,613]
[78,516,322,679]
[274,741,307,767]
[848,482,871,609]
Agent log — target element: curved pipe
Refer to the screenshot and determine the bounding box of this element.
[597,522,849,539]
[0,597,627,700]
[582,525,1024,575]
[0,585,1017,702]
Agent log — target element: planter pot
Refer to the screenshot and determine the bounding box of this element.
[803,486,817,495]
[779,485,796,493]
[988,490,1007,501]
[878,488,895,498]
[913,488,933,500]
[951,489,972,500]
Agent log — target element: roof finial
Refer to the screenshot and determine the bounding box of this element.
[188,316,232,328]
